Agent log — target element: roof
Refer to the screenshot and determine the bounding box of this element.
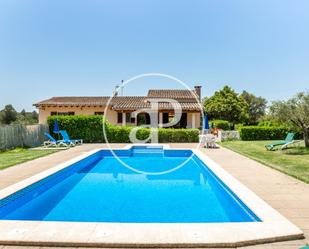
[112,99,202,111]
[33,89,202,111]
[147,89,198,99]
[34,97,110,107]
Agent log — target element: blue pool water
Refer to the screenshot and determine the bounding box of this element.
[0,147,260,223]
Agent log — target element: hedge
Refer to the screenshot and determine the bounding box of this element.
[48,115,199,143]
[210,120,230,130]
[105,126,199,143]
[257,120,284,127]
[239,126,294,141]
[158,128,199,143]
[48,115,105,143]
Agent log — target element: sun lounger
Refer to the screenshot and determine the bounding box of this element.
[59,130,83,146]
[265,132,296,150]
[43,132,68,147]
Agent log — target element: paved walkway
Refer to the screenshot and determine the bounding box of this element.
[202,146,309,249]
[0,143,308,249]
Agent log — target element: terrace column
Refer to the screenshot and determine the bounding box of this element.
[159,112,163,128]
[122,112,126,126]
[191,113,196,128]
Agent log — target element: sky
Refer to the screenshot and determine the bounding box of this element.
[0,0,308,111]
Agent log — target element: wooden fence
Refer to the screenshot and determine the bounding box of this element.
[0,124,49,150]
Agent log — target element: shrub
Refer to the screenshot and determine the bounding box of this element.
[158,128,199,143]
[234,123,244,130]
[239,126,294,140]
[104,125,132,143]
[48,115,199,143]
[48,115,105,143]
[210,120,230,130]
[258,120,283,127]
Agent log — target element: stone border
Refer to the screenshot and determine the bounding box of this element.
[0,146,304,247]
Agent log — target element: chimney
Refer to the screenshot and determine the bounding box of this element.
[194,85,202,101]
[113,81,124,97]
[113,85,119,97]
[113,91,118,97]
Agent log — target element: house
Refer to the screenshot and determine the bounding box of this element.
[34,86,203,129]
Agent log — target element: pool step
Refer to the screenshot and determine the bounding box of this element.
[132,148,164,157]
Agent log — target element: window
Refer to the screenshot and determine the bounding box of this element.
[94,112,104,115]
[162,112,169,124]
[51,112,74,116]
[117,112,133,123]
[126,113,131,123]
[137,113,150,125]
[168,113,175,123]
[117,112,122,123]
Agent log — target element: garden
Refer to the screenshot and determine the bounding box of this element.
[0,85,308,182]
[0,148,58,170]
[204,86,309,183]
[221,140,309,183]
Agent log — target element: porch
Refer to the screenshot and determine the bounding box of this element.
[116,111,201,128]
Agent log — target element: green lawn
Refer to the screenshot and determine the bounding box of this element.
[221,140,309,183]
[0,148,59,170]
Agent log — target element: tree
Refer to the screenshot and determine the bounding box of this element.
[240,91,267,125]
[20,109,26,117]
[31,111,38,120]
[0,105,18,124]
[203,86,248,125]
[270,92,309,147]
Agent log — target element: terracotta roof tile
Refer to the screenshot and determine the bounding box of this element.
[111,97,148,110]
[33,97,110,107]
[147,89,198,99]
[34,90,202,111]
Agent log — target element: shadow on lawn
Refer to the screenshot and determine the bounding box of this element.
[281,146,309,155]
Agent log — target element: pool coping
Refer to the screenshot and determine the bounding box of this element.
[0,145,304,248]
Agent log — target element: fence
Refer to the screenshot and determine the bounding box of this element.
[0,124,49,151]
[218,130,240,142]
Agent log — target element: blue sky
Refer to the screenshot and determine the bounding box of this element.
[0,0,308,111]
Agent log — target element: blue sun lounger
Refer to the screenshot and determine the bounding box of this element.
[43,132,68,147]
[59,130,83,146]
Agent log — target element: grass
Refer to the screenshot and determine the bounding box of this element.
[220,140,309,184]
[0,148,59,170]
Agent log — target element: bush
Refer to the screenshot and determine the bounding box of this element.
[239,126,294,140]
[234,123,244,130]
[48,115,105,143]
[104,125,132,143]
[158,128,199,143]
[48,115,199,143]
[258,120,283,127]
[210,120,230,130]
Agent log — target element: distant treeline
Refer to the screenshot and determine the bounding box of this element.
[0,104,38,125]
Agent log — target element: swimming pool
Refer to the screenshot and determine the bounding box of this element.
[0,145,303,247]
[0,146,259,223]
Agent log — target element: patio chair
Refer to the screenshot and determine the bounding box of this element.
[59,130,83,146]
[200,134,218,149]
[43,132,68,147]
[265,132,296,151]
